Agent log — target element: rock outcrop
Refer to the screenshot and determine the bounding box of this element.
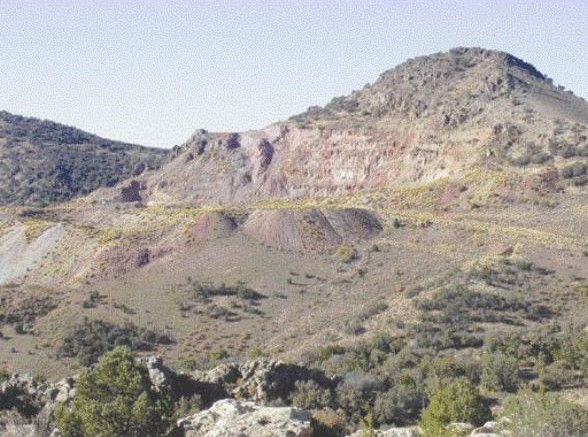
[0,374,75,413]
[469,420,502,436]
[147,355,173,391]
[346,428,421,437]
[178,399,313,437]
[191,359,335,404]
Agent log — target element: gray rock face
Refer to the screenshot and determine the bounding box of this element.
[0,374,76,413]
[346,428,421,437]
[2,422,37,437]
[470,420,502,436]
[146,355,172,391]
[448,422,475,435]
[47,378,76,404]
[178,398,313,437]
[0,375,73,436]
[1,374,47,412]
[345,421,505,437]
[191,359,334,404]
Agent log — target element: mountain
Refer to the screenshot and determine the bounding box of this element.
[0,45,586,427]
[0,111,169,206]
[101,47,588,207]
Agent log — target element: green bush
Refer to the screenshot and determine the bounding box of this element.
[427,355,481,386]
[311,408,349,437]
[336,371,381,419]
[58,318,172,366]
[499,389,588,437]
[373,379,425,426]
[317,345,346,363]
[538,360,577,390]
[290,380,333,410]
[553,328,588,375]
[480,350,520,392]
[335,245,358,264]
[420,378,490,436]
[191,281,265,302]
[55,347,174,437]
[0,296,57,327]
[175,393,203,418]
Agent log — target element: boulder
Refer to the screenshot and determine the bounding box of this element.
[146,356,173,391]
[470,420,502,436]
[3,422,37,437]
[448,422,475,435]
[50,377,76,404]
[346,428,421,437]
[178,398,313,437]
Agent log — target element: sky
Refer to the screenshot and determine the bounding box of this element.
[1,1,587,148]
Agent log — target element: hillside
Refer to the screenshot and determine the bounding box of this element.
[0,111,169,206]
[93,47,588,207]
[0,47,587,436]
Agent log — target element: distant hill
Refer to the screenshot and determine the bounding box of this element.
[114,47,588,207]
[0,111,168,205]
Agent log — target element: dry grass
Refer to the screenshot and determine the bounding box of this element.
[22,219,56,242]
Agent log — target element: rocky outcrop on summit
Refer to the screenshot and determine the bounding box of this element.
[296,47,554,123]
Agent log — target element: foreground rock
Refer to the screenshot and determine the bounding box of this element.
[0,374,75,436]
[178,399,313,437]
[0,374,75,412]
[469,420,502,436]
[347,428,421,437]
[345,421,505,437]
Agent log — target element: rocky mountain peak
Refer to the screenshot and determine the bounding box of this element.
[379,47,547,84]
[291,47,564,124]
[103,48,587,208]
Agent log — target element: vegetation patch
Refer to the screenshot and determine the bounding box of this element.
[56,347,174,437]
[57,318,173,366]
[499,389,588,437]
[0,295,57,333]
[177,280,267,322]
[0,111,168,206]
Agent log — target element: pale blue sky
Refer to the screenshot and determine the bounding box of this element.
[1,1,587,148]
